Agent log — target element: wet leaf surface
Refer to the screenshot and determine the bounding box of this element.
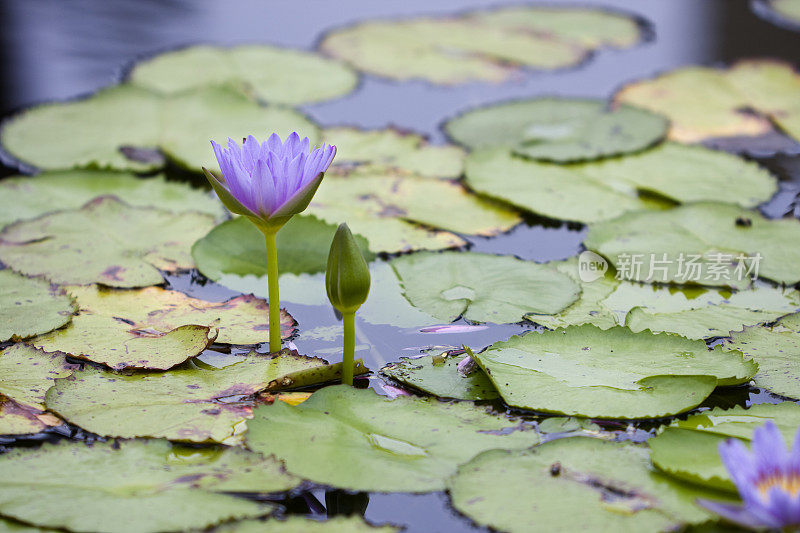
[464,143,776,223]
[473,325,756,418]
[648,402,800,491]
[246,385,538,492]
[0,439,297,532]
[448,437,735,533]
[445,98,668,162]
[320,6,641,84]
[0,197,216,287]
[586,202,800,286]
[390,251,580,323]
[0,271,76,342]
[128,44,358,105]
[45,351,327,443]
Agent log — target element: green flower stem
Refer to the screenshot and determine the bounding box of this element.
[342,311,356,385]
[265,231,281,353]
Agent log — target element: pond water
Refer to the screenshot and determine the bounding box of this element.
[1,1,800,532]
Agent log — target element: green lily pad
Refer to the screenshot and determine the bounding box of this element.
[307,167,520,253]
[389,251,580,323]
[473,325,757,418]
[0,170,224,229]
[445,98,668,162]
[128,44,358,105]
[0,271,76,342]
[246,385,538,492]
[0,439,297,533]
[216,516,399,533]
[0,84,319,173]
[0,398,61,437]
[463,143,777,223]
[193,214,374,281]
[0,196,216,288]
[727,313,800,399]
[529,258,800,339]
[448,437,734,533]
[0,344,77,411]
[615,59,800,144]
[648,402,800,492]
[585,202,800,286]
[322,127,465,178]
[381,351,499,401]
[32,284,296,369]
[45,351,328,443]
[319,6,641,84]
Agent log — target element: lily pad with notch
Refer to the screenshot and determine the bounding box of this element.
[0,270,76,342]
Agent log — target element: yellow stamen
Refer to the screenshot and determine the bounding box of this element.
[756,472,800,498]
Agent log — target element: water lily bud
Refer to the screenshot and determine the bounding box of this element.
[326,224,370,314]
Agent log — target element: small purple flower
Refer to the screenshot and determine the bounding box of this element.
[203,132,336,232]
[698,421,800,530]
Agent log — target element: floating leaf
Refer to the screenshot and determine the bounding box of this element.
[322,127,464,178]
[0,84,319,172]
[246,385,538,492]
[0,345,77,410]
[449,437,734,533]
[648,403,800,492]
[727,313,800,399]
[307,167,520,253]
[0,170,224,229]
[193,215,374,281]
[530,258,800,340]
[320,6,641,84]
[445,98,667,162]
[0,271,75,342]
[585,202,800,286]
[216,516,399,533]
[128,45,358,105]
[390,251,579,323]
[463,144,776,223]
[615,59,800,144]
[0,398,61,436]
[32,285,296,370]
[381,351,499,401]
[45,351,327,443]
[473,325,756,418]
[0,439,297,533]
[0,197,215,287]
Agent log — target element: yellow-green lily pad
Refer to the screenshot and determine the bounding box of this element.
[0,271,76,342]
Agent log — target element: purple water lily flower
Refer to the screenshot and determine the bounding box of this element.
[698,421,800,530]
[203,132,336,232]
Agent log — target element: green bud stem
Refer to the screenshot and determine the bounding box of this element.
[342,311,356,386]
[265,231,281,353]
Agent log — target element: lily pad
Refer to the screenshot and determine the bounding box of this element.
[0,398,61,436]
[615,59,800,144]
[448,437,734,533]
[381,351,499,401]
[216,517,399,533]
[445,98,668,162]
[727,313,800,399]
[648,402,800,492]
[0,439,298,533]
[0,271,76,342]
[585,202,800,286]
[245,385,538,492]
[463,143,777,223]
[530,258,800,340]
[0,197,216,287]
[45,351,328,443]
[319,6,641,84]
[307,167,520,253]
[32,285,296,370]
[0,170,224,229]
[754,0,800,30]
[473,325,757,418]
[0,344,78,411]
[0,84,319,173]
[389,251,580,323]
[322,127,465,178]
[128,44,358,105]
[193,215,374,281]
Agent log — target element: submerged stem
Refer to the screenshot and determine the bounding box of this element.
[342,311,356,385]
[265,231,281,353]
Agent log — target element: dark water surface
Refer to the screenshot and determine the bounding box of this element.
[2,1,800,531]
